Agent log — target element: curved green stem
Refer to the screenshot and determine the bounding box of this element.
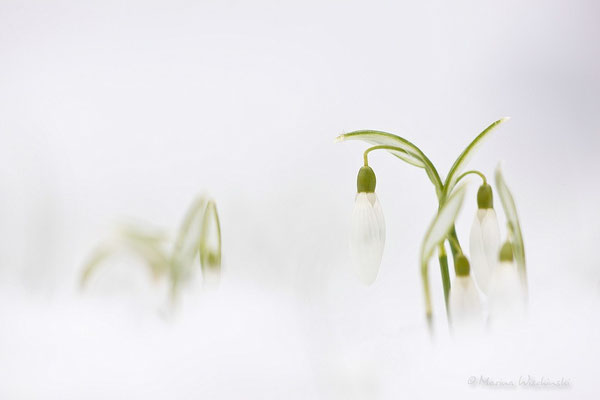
[421,260,433,333]
[365,144,463,318]
[447,226,462,258]
[363,142,470,331]
[446,233,463,255]
[363,145,444,199]
[438,244,450,313]
[455,170,487,186]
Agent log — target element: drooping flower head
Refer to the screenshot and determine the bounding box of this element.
[350,165,385,285]
[469,183,501,294]
[449,254,483,333]
[488,240,527,327]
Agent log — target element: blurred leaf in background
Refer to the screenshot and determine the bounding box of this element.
[81,195,222,304]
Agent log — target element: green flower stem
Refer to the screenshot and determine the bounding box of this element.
[447,226,461,259]
[438,244,450,312]
[364,143,456,294]
[363,145,444,199]
[364,143,465,313]
[421,261,433,330]
[446,231,463,256]
[455,170,487,186]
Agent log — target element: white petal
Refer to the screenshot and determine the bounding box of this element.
[469,209,500,295]
[350,193,385,285]
[449,276,483,334]
[488,261,527,328]
[366,192,377,206]
[481,208,501,280]
[369,193,386,247]
[469,210,488,293]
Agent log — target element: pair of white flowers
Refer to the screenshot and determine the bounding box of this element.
[350,170,525,329]
[450,184,526,330]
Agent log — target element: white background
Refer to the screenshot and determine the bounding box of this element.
[1,0,599,398]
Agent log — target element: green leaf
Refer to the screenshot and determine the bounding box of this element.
[336,130,443,199]
[443,118,509,199]
[80,234,171,287]
[421,185,467,266]
[122,232,171,277]
[420,185,467,320]
[118,224,169,244]
[495,164,527,288]
[336,130,426,167]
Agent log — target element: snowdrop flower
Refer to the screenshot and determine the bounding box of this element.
[488,241,527,328]
[350,165,385,285]
[469,183,501,294]
[449,254,483,333]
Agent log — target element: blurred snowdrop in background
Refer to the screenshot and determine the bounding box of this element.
[1,0,599,398]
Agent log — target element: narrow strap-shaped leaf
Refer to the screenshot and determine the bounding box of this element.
[80,236,170,286]
[421,185,467,266]
[420,185,467,322]
[118,224,169,244]
[495,164,527,290]
[123,234,171,277]
[337,130,426,167]
[443,118,509,199]
[336,130,443,199]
